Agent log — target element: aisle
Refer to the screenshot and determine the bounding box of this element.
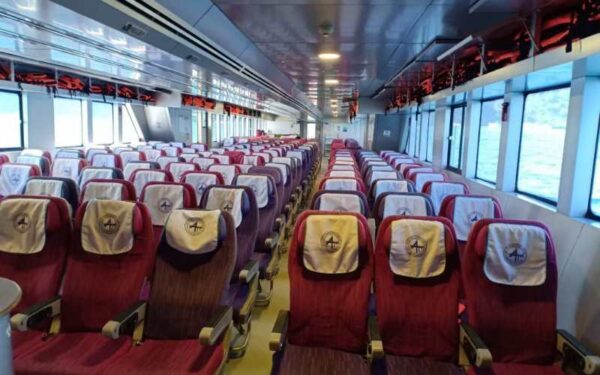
[225,158,327,374]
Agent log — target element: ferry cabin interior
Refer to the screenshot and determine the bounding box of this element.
[0,0,600,374]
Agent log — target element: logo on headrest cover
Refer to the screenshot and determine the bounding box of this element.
[248,184,258,194]
[503,244,527,266]
[320,231,341,252]
[406,235,427,257]
[184,218,205,236]
[99,214,119,235]
[468,211,483,223]
[159,199,173,213]
[221,200,234,212]
[9,172,22,186]
[397,207,412,216]
[14,213,31,233]
[197,183,207,194]
[62,166,72,176]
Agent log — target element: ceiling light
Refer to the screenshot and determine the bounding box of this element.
[325,79,339,86]
[318,52,340,61]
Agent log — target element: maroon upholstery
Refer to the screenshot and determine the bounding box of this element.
[0,196,71,311]
[81,179,137,202]
[287,211,373,353]
[467,363,564,375]
[272,344,370,375]
[224,150,245,164]
[375,216,460,363]
[0,153,10,165]
[384,356,465,375]
[463,219,558,365]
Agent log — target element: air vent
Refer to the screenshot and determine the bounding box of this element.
[122,23,147,38]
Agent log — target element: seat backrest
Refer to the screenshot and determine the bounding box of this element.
[85,148,109,163]
[439,195,503,242]
[397,163,421,175]
[0,163,41,196]
[366,170,401,186]
[288,211,373,353]
[130,169,174,198]
[319,177,366,193]
[165,162,200,182]
[157,156,183,169]
[264,162,290,187]
[190,143,207,152]
[207,164,239,185]
[56,149,84,159]
[200,185,258,276]
[242,155,265,167]
[16,155,50,176]
[411,172,446,192]
[21,149,52,163]
[25,177,79,214]
[163,146,182,157]
[142,149,166,163]
[311,191,369,216]
[123,161,159,181]
[211,154,231,165]
[0,196,71,312]
[405,166,434,180]
[60,200,155,332]
[369,179,415,203]
[120,150,145,166]
[140,182,197,226]
[191,157,216,171]
[253,152,272,163]
[463,219,557,365]
[181,171,224,204]
[375,216,459,360]
[422,181,470,215]
[373,192,435,227]
[81,179,136,202]
[78,167,123,188]
[50,158,85,182]
[91,153,122,169]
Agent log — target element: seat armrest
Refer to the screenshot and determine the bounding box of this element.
[269,310,289,352]
[239,260,259,284]
[274,215,286,231]
[199,306,233,346]
[265,231,280,252]
[102,301,147,340]
[557,329,600,375]
[460,322,492,367]
[11,296,61,332]
[368,316,384,359]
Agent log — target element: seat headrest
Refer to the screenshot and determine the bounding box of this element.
[165,209,225,254]
[0,197,51,254]
[123,161,156,180]
[205,187,248,228]
[192,157,216,170]
[414,173,445,192]
[243,155,263,166]
[317,192,363,214]
[235,174,273,209]
[92,154,119,168]
[331,165,355,171]
[120,151,143,165]
[399,163,421,174]
[163,146,181,157]
[167,162,198,182]
[79,167,120,188]
[1,164,37,195]
[143,149,165,162]
[25,178,67,198]
[373,180,411,199]
[452,196,497,241]
[157,156,182,169]
[253,152,272,162]
[301,214,361,274]
[82,180,133,202]
[482,222,548,286]
[264,163,288,184]
[131,170,171,197]
[369,171,399,185]
[80,200,137,255]
[51,158,82,181]
[384,218,453,278]
[328,171,356,178]
[381,193,432,218]
[211,148,225,155]
[56,149,83,159]
[142,183,190,226]
[407,167,434,179]
[323,178,358,191]
[208,164,238,185]
[428,182,468,214]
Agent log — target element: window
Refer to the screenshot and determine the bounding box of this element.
[0,91,23,150]
[516,87,570,203]
[447,105,465,171]
[121,105,142,143]
[54,98,84,147]
[191,111,199,143]
[426,110,435,162]
[307,122,316,139]
[91,102,114,144]
[475,98,503,183]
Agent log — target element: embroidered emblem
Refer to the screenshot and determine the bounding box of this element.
[468,211,484,223]
[185,218,205,236]
[221,200,234,212]
[406,235,427,257]
[503,244,527,266]
[320,231,341,252]
[99,214,119,235]
[159,199,173,213]
[14,213,31,233]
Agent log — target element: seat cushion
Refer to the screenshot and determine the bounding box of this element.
[14,333,131,375]
[101,339,224,375]
[11,331,45,359]
[467,363,564,375]
[272,344,370,375]
[386,355,465,375]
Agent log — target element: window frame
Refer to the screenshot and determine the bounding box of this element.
[515,83,571,206]
[446,104,466,173]
[0,89,25,151]
[425,110,435,162]
[474,96,504,185]
[586,115,600,220]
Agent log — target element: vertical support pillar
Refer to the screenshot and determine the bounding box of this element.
[462,91,482,179]
[432,99,449,169]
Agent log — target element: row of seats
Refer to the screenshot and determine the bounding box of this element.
[267,144,598,374]
[1,138,321,374]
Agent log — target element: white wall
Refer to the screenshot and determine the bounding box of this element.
[263,116,298,135]
[322,116,368,147]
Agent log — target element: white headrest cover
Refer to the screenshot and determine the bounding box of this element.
[212,155,230,164]
[181,148,196,154]
[484,223,547,286]
[383,195,428,218]
[192,157,215,170]
[370,171,399,185]
[237,164,253,173]
[0,198,49,254]
[328,171,356,178]
[206,188,244,228]
[303,215,359,274]
[16,155,43,167]
[181,154,197,162]
[430,182,466,214]
[208,165,236,185]
[81,200,135,255]
[198,151,213,158]
[323,178,358,191]
[0,164,32,195]
[335,157,354,162]
[51,158,80,181]
[331,165,355,171]
[392,158,414,168]
[334,161,355,165]
[56,150,81,159]
[92,154,117,168]
[121,151,142,165]
[236,175,270,208]
[369,166,394,173]
[83,182,124,202]
[123,162,152,180]
[25,179,64,197]
[415,173,444,192]
[133,171,167,198]
[164,147,180,157]
[272,157,294,168]
[374,180,410,199]
[319,193,362,214]
[408,167,434,179]
[21,149,45,157]
[144,149,163,162]
[169,163,196,182]
[157,157,179,169]
[399,164,419,173]
[389,219,446,278]
[79,168,114,188]
[287,151,304,165]
[211,148,225,155]
[192,144,206,152]
[367,161,387,167]
[453,197,495,241]
[184,173,218,203]
[154,143,169,150]
[265,163,288,184]
[243,155,261,166]
[166,210,221,254]
[143,184,185,226]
